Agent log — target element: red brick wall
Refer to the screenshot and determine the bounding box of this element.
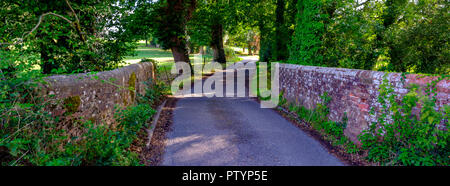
[278,64,449,143]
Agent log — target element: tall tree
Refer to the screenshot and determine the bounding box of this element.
[289,0,326,65]
[272,0,289,61]
[383,0,449,74]
[189,0,243,63]
[321,0,381,70]
[241,0,276,62]
[285,0,298,37]
[210,18,226,63]
[139,0,197,67]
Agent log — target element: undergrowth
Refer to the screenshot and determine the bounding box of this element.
[278,74,449,166]
[279,92,359,155]
[1,58,166,166]
[358,74,449,166]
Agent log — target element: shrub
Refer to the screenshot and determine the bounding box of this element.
[140,58,158,63]
[52,121,141,166]
[66,103,156,166]
[224,46,237,58]
[281,92,357,154]
[0,48,60,166]
[359,74,449,166]
[1,102,155,166]
[289,0,326,66]
[1,49,158,165]
[138,78,170,106]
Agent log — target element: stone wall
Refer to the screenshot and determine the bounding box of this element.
[278,63,449,143]
[42,62,155,125]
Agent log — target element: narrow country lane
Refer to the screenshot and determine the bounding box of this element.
[161,57,344,166]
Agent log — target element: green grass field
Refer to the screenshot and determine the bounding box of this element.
[123,46,243,73]
[123,46,215,64]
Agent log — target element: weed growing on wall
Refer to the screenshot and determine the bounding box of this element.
[0,57,161,165]
[358,74,449,166]
[138,78,170,106]
[279,92,359,156]
[1,99,156,166]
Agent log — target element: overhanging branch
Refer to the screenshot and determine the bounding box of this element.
[0,12,74,46]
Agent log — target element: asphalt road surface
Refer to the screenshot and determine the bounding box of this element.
[161,56,343,166]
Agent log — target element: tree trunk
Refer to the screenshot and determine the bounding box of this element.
[170,28,191,68]
[171,47,189,62]
[41,43,54,74]
[248,43,253,56]
[380,0,407,72]
[171,44,193,75]
[210,24,226,63]
[165,0,196,75]
[258,20,273,62]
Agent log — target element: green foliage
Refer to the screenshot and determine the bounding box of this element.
[52,104,155,166]
[0,99,60,166]
[224,46,237,59]
[124,47,174,61]
[227,27,259,56]
[0,48,51,165]
[1,94,156,166]
[383,0,449,74]
[114,104,156,143]
[138,78,169,107]
[63,96,81,114]
[289,0,327,65]
[187,0,252,63]
[286,0,448,74]
[322,114,347,141]
[322,0,381,70]
[0,0,137,74]
[310,92,332,129]
[1,47,159,165]
[282,92,358,154]
[137,0,195,51]
[358,74,449,166]
[278,90,287,107]
[240,0,276,62]
[140,58,158,63]
[272,0,289,61]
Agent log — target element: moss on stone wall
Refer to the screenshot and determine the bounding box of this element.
[63,96,81,113]
[123,92,128,106]
[128,72,136,101]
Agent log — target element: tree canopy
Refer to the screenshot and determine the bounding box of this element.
[0,0,448,75]
[0,0,137,74]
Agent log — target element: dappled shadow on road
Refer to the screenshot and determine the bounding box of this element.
[165,134,238,165]
[173,57,259,99]
[161,96,344,166]
[158,57,344,166]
